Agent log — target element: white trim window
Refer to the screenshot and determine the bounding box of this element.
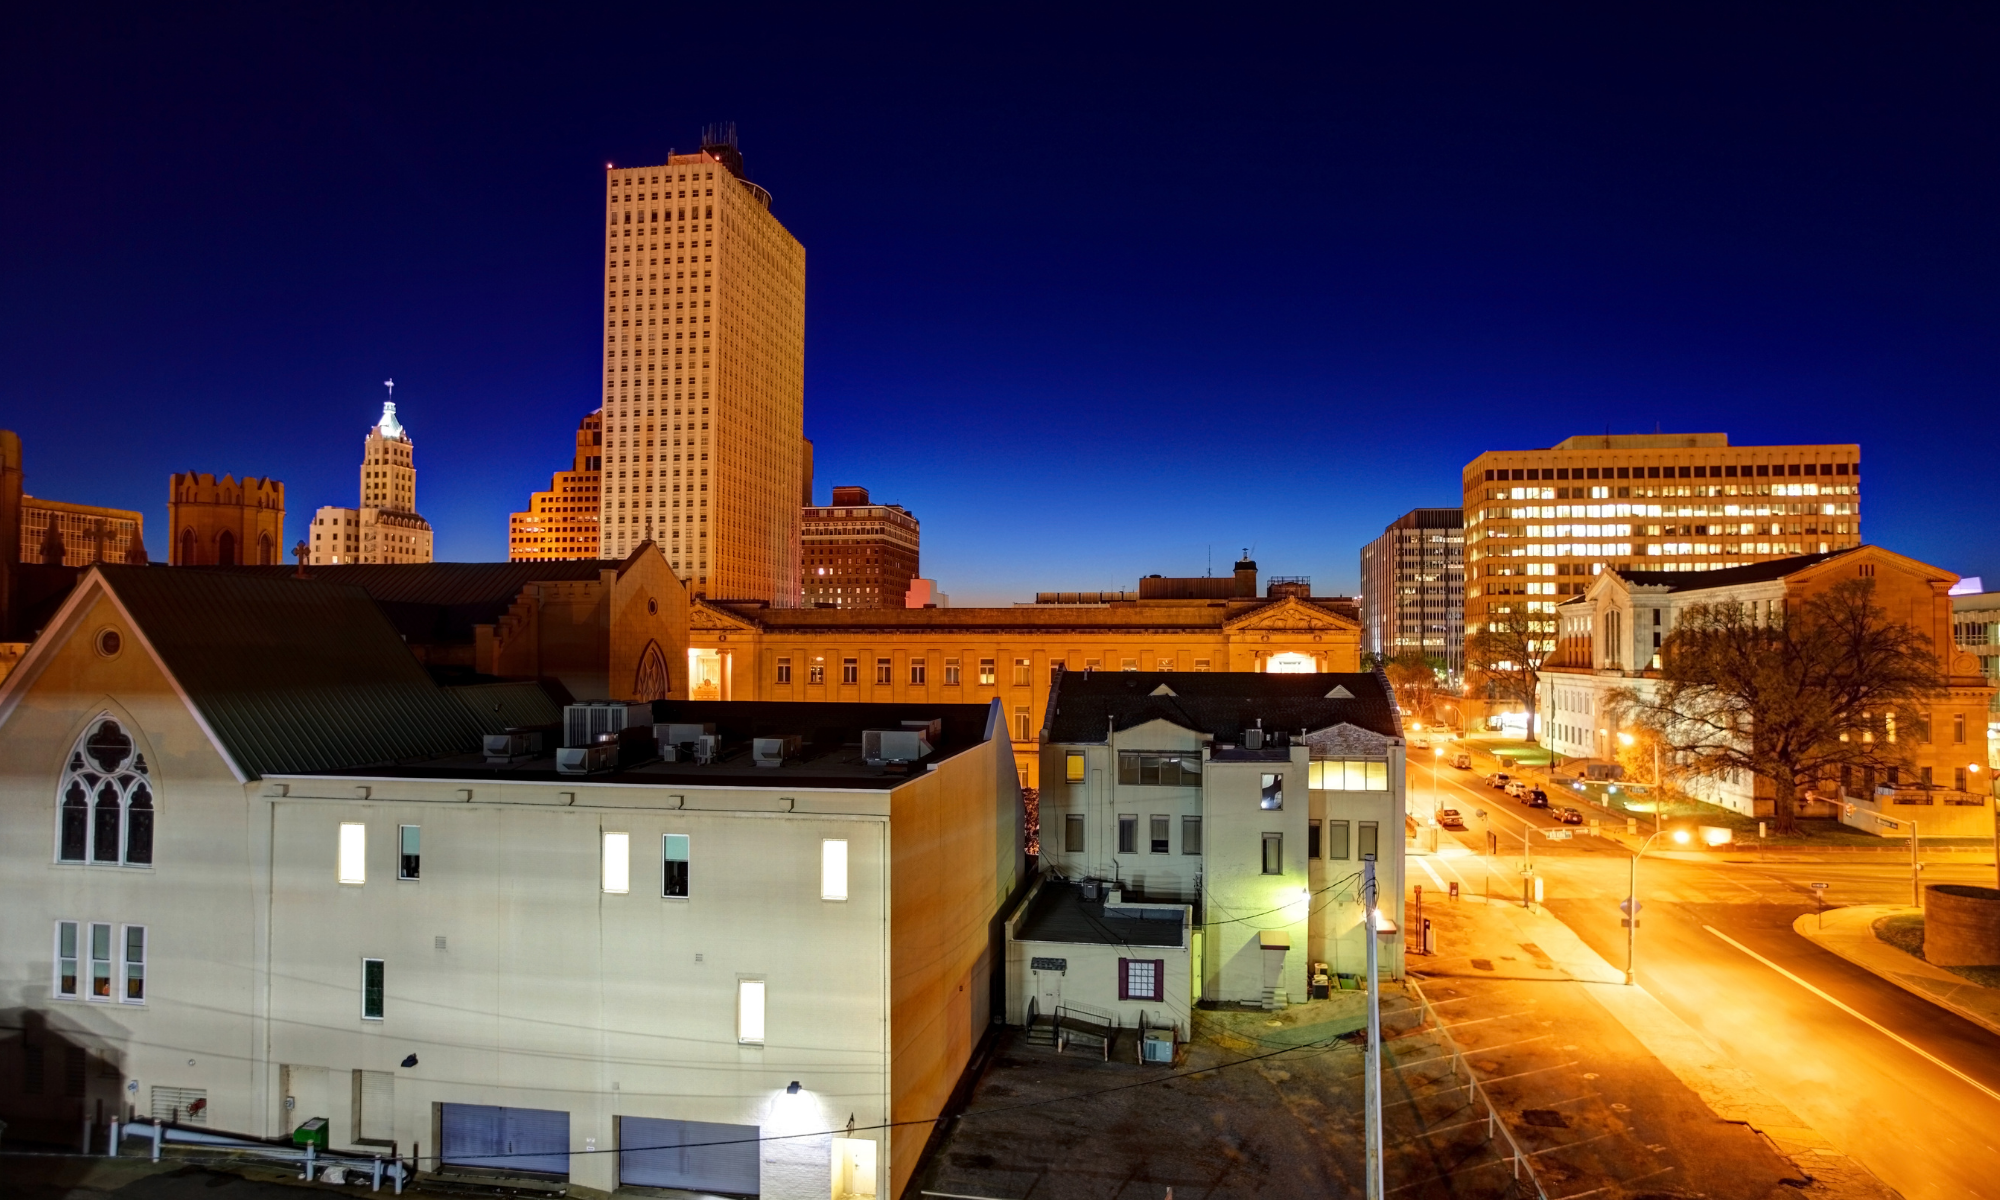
[338,823,367,884]
[56,715,154,867]
[398,825,421,880]
[663,834,690,897]
[362,958,385,1020]
[122,925,147,1003]
[89,922,113,1001]
[821,839,848,901]
[54,921,80,999]
[602,832,631,894]
[737,979,766,1045]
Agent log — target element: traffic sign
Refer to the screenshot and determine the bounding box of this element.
[1619,898,1643,916]
[1542,828,1573,840]
[1809,882,1830,891]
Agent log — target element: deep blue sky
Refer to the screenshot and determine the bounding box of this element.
[5,5,1995,604]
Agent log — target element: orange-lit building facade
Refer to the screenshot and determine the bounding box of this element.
[597,129,805,604]
[168,472,285,566]
[510,411,604,561]
[802,486,920,609]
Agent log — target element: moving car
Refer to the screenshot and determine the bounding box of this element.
[1437,808,1466,829]
[1485,772,1512,789]
[1504,779,1529,797]
[1524,789,1550,808]
[1452,753,1472,770]
[1555,806,1584,824]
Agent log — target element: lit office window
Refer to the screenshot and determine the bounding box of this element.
[338,823,366,884]
[737,979,766,1044]
[602,832,631,893]
[822,839,848,901]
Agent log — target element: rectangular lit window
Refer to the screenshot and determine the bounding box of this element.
[1328,819,1350,860]
[90,923,111,999]
[398,825,420,880]
[909,658,926,685]
[979,658,996,686]
[1261,833,1283,875]
[1014,707,1030,741]
[737,979,766,1044]
[1181,816,1202,854]
[775,657,791,684]
[123,925,146,1003]
[1193,659,1211,672]
[822,839,848,901]
[362,958,384,1020]
[602,832,631,893]
[1120,659,1137,672]
[1117,814,1137,854]
[663,834,690,897]
[1359,821,1380,861]
[1260,773,1283,810]
[55,921,79,999]
[944,657,961,685]
[338,822,366,885]
[1013,658,1031,685]
[1149,815,1170,854]
[1065,752,1085,783]
[1065,814,1085,853]
[808,658,825,685]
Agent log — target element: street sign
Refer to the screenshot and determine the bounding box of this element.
[1809,882,1830,891]
[1621,918,1641,928]
[1542,828,1573,840]
[1619,898,1643,916]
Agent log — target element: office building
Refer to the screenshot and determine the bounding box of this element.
[510,411,604,561]
[309,398,433,565]
[1953,588,2000,722]
[19,496,145,568]
[1030,669,1407,1009]
[0,564,1021,1199]
[1359,508,1463,676]
[1461,434,1861,654]
[598,127,806,604]
[1540,546,1992,823]
[692,561,1363,786]
[802,486,920,609]
[168,472,285,566]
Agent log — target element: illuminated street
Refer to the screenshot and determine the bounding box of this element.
[1416,760,2000,1200]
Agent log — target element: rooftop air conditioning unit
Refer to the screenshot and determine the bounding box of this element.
[752,735,802,768]
[484,732,532,763]
[1141,1030,1175,1064]
[565,702,653,748]
[663,733,720,764]
[863,728,930,765]
[555,743,619,775]
[656,722,716,746]
[900,718,942,744]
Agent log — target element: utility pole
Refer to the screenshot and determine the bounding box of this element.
[1363,858,1384,1200]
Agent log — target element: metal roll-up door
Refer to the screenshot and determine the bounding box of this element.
[440,1103,570,1178]
[619,1116,760,1195]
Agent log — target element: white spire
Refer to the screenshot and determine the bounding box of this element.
[374,379,406,440]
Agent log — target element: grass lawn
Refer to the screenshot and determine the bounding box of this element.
[1874,912,2000,988]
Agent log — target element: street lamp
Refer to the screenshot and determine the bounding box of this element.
[1362,858,1398,1200]
[1625,827,1690,986]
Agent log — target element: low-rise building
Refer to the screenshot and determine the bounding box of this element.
[0,564,1023,1199]
[1033,669,1407,1008]
[1539,546,1994,823]
[169,471,284,566]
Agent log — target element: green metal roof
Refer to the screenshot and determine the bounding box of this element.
[97,566,486,776]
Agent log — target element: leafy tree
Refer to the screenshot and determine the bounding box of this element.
[1608,578,1945,834]
[1384,651,1443,720]
[1465,609,1548,739]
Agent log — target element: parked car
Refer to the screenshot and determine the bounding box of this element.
[1485,772,1512,789]
[1524,789,1550,808]
[1504,779,1529,797]
[1437,808,1466,829]
[1452,753,1472,770]
[1555,806,1584,824]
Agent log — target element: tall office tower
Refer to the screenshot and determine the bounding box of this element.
[308,394,434,565]
[801,486,921,609]
[1359,507,1464,678]
[1460,433,1861,644]
[598,126,806,604]
[510,411,604,561]
[169,472,285,565]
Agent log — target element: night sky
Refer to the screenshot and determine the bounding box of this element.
[5,6,1995,603]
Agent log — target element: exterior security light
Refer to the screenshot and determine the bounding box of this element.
[1617,732,1635,746]
[1672,830,1690,845]
[401,1054,418,1068]
[786,1081,802,1095]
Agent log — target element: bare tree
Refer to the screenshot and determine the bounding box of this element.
[1608,578,1945,834]
[1465,609,1547,739]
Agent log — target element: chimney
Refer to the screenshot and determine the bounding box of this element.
[1233,552,1258,598]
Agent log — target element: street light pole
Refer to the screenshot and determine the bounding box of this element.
[1363,857,1384,1200]
[1625,828,1687,986]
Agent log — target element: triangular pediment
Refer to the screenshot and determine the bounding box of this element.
[690,600,762,633]
[1326,684,1354,699]
[1150,683,1177,697]
[1223,596,1358,634]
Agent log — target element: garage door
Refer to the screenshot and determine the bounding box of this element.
[440,1103,569,1178]
[619,1116,760,1195]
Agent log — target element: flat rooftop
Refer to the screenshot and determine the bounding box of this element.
[1015,880,1188,948]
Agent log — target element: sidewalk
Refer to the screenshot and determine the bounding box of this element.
[1420,887,1895,1199]
[1795,903,2000,1039]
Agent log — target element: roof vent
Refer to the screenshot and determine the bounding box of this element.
[1149,683,1177,697]
[752,734,801,767]
[864,728,931,765]
[1326,684,1355,699]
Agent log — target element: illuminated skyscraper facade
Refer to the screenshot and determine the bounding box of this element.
[510,411,603,561]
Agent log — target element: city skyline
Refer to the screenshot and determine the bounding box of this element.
[5,8,1995,605]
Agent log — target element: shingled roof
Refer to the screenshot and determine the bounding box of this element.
[1044,670,1400,744]
[91,566,488,776]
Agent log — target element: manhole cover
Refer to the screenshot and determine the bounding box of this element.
[1521,1109,1570,1128]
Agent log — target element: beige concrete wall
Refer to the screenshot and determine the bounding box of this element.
[1202,750,1313,1004]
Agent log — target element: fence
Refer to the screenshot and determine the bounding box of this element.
[1403,978,1551,1200]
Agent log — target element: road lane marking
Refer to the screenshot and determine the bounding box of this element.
[1418,857,1447,889]
[1701,924,2000,1103]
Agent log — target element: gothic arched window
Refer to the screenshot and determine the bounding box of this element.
[632,639,671,702]
[56,717,153,866]
[217,529,236,567]
[180,528,195,565]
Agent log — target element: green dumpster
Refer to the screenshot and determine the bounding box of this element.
[292,1117,328,1149]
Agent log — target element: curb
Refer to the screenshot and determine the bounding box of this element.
[1794,906,2000,1040]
